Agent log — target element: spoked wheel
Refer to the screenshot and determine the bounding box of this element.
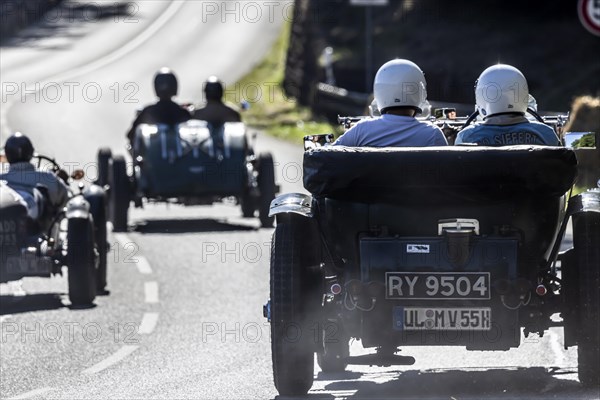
[96,148,112,187]
[257,152,276,228]
[109,156,130,232]
[67,218,97,306]
[317,323,350,373]
[270,214,321,396]
[574,209,600,388]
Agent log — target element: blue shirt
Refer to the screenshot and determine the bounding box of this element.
[456,116,560,146]
[334,114,447,147]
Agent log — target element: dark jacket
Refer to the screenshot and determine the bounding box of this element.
[192,101,241,126]
[127,100,191,142]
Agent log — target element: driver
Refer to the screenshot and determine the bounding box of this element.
[1,133,69,217]
[192,76,241,125]
[455,64,560,146]
[126,68,191,143]
[334,59,447,147]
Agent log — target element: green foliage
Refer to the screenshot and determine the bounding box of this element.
[225,20,341,143]
[571,133,596,148]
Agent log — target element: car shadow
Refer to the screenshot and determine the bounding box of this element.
[313,366,592,399]
[0,293,66,315]
[134,218,258,234]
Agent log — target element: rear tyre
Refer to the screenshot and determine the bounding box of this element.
[96,148,112,187]
[257,153,276,228]
[67,218,96,306]
[109,156,130,232]
[574,211,600,388]
[240,192,255,218]
[270,215,320,396]
[91,199,108,294]
[317,325,350,373]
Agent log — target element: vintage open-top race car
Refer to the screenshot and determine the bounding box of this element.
[0,154,108,306]
[265,128,599,395]
[99,120,277,231]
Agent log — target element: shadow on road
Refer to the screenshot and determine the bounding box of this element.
[134,218,257,234]
[0,293,66,315]
[2,3,136,48]
[304,367,594,399]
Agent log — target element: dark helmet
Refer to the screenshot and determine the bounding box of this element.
[154,68,178,99]
[4,132,34,163]
[204,76,224,101]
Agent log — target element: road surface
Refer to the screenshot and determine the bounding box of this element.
[0,1,596,399]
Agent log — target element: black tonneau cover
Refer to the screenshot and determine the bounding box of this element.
[303,146,577,202]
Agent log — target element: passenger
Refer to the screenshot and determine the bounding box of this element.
[334,59,447,147]
[1,133,69,217]
[126,68,191,143]
[192,76,241,125]
[455,64,560,146]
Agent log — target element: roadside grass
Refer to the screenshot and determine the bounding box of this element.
[225,20,340,143]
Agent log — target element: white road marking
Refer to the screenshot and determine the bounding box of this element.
[82,345,139,375]
[136,256,153,275]
[113,233,131,250]
[0,315,13,323]
[144,282,159,304]
[138,312,159,335]
[8,387,55,400]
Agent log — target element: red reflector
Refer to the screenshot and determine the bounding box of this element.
[535,285,547,296]
[330,283,342,295]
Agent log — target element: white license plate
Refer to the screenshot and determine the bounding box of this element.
[394,307,492,331]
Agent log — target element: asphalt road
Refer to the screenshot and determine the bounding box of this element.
[0,1,597,399]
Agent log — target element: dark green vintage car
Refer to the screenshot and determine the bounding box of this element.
[99,120,277,231]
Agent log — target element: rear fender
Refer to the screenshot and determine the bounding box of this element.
[66,195,90,220]
[269,193,313,219]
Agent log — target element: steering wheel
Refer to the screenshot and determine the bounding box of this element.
[461,107,547,131]
[32,154,61,173]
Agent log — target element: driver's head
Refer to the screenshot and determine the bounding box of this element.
[204,76,224,101]
[4,132,34,164]
[475,64,529,119]
[374,59,428,116]
[154,68,178,100]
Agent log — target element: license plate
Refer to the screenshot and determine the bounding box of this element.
[394,307,492,331]
[386,272,490,300]
[6,254,51,275]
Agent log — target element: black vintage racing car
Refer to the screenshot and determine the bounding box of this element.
[0,154,108,306]
[99,119,277,231]
[265,123,599,395]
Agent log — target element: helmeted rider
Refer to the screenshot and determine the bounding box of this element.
[192,76,241,125]
[334,59,447,147]
[1,133,69,218]
[126,68,191,143]
[455,64,560,146]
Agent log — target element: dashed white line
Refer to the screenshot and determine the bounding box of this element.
[8,387,55,400]
[144,282,159,304]
[113,233,131,250]
[136,256,153,275]
[548,329,566,366]
[0,314,13,323]
[138,312,159,335]
[82,345,139,375]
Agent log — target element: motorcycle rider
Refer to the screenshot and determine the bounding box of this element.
[334,59,447,147]
[126,68,191,143]
[192,76,241,125]
[455,64,560,146]
[1,133,69,217]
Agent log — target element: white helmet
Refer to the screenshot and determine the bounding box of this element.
[374,59,427,114]
[475,64,529,118]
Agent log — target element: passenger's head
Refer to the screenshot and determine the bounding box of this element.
[4,132,34,164]
[475,64,529,119]
[204,76,224,102]
[374,59,428,117]
[153,68,178,100]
